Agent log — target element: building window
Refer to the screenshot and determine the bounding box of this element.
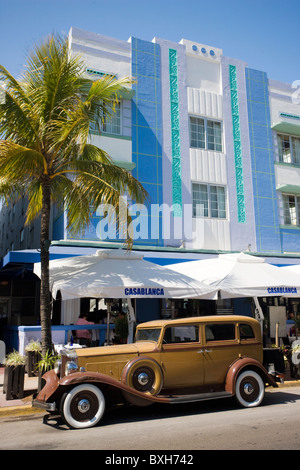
[210,185,227,218]
[189,116,222,152]
[292,137,300,164]
[190,117,205,149]
[192,183,226,219]
[90,101,121,136]
[20,228,24,244]
[102,102,121,135]
[193,183,208,217]
[207,120,222,151]
[278,134,300,165]
[283,194,300,226]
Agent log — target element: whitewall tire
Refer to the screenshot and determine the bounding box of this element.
[235,370,265,408]
[61,384,105,429]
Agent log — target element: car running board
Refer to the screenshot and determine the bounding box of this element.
[164,391,232,404]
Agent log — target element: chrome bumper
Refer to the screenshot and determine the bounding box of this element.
[32,396,57,413]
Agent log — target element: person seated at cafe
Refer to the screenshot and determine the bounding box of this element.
[76,313,94,346]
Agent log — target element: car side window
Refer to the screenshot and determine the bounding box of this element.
[205,323,236,341]
[239,323,255,340]
[163,326,199,344]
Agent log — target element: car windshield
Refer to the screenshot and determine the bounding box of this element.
[135,328,162,343]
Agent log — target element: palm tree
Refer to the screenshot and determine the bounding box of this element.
[0,35,147,354]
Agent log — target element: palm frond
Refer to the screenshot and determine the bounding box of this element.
[25,180,43,224]
[0,141,45,180]
[23,35,85,124]
[0,66,38,146]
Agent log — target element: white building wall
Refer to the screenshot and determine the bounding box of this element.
[69,27,131,79]
[187,87,223,118]
[269,79,300,129]
[189,148,227,184]
[181,39,231,251]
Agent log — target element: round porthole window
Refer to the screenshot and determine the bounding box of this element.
[210,49,215,56]
[201,47,206,54]
[192,45,198,52]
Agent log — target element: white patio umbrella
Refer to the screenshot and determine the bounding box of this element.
[34,249,217,342]
[280,264,300,275]
[166,252,300,299]
[34,249,217,301]
[167,252,300,334]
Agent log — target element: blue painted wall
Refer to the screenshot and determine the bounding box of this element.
[131,38,164,246]
[280,226,300,252]
[246,68,282,253]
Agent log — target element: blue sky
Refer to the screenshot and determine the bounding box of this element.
[1,0,299,84]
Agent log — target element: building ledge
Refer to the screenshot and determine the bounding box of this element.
[272,121,300,137]
[276,184,300,195]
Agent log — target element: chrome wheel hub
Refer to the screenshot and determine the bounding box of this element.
[243,383,254,395]
[77,398,90,413]
[137,372,149,386]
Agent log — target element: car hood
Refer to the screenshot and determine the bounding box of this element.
[75,341,158,359]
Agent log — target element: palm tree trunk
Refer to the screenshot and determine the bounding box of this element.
[40,177,52,355]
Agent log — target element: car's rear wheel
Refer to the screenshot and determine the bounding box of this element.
[122,357,163,396]
[60,384,105,429]
[235,370,265,408]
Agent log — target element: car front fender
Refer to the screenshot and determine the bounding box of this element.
[34,369,170,407]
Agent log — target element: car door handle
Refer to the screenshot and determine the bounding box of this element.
[197,349,212,353]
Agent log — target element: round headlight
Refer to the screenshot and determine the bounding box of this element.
[65,361,79,376]
[54,359,62,375]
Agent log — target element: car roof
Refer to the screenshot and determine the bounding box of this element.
[137,315,258,328]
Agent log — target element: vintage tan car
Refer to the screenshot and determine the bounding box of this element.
[33,315,283,429]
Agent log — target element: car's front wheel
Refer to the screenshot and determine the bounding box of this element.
[60,384,105,429]
[235,370,265,408]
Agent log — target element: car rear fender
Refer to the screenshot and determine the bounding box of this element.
[225,357,278,395]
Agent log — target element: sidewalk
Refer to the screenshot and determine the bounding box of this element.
[0,367,44,418]
[0,366,300,419]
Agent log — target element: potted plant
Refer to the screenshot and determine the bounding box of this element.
[25,340,42,377]
[3,350,26,400]
[36,350,60,392]
[114,312,129,344]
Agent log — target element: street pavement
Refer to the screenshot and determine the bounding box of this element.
[0,365,299,420]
